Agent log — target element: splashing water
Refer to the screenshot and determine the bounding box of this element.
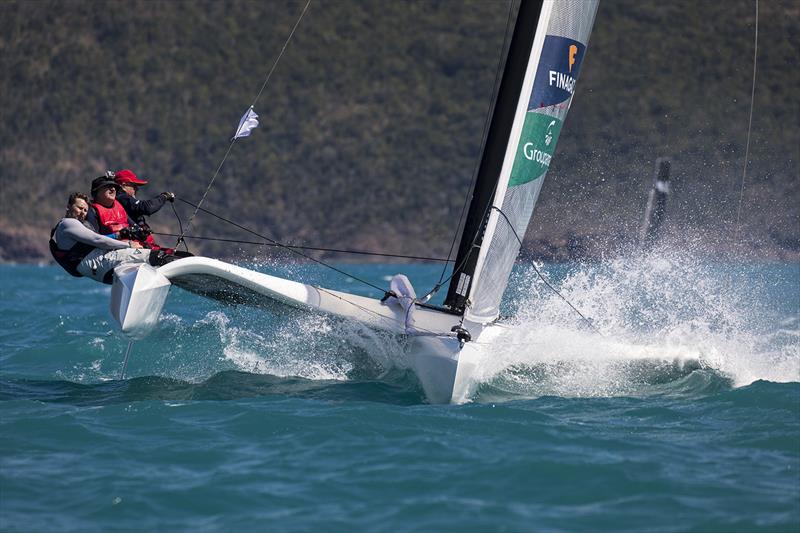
[127,253,797,402]
[475,248,800,399]
[194,308,412,383]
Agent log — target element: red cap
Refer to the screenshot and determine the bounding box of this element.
[114,169,148,186]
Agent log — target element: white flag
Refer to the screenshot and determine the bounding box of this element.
[233,106,259,140]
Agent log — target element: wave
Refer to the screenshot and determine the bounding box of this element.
[0,369,424,406]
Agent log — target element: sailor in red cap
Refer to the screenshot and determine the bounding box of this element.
[114,169,175,251]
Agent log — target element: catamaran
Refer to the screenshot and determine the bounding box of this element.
[110,0,600,404]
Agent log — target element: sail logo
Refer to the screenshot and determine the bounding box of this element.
[522,142,552,167]
[509,114,563,186]
[521,120,556,168]
[569,44,577,72]
[529,36,586,109]
[549,71,576,94]
[548,43,580,95]
[545,119,555,145]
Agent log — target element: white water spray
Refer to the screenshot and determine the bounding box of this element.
[472,247,799,398]
[179,248,797,400]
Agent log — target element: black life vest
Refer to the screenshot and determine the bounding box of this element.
[49,223,95,277]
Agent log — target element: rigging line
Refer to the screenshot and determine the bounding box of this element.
[417,184,496,302]
[151,232,453,263]
[735,0,758,238]
[437,0,517,287]
[250,0,312,109]
[427,159,507,302]
[428,17,524,306]
[168,212,443,336]
[418,210,488,303]
[169,201,190,253]
[175,198,389,295]
[421,94,520,302]
[174,0,312,249]
[175,140,236,249]
[169,201,453,330]
[490,206,605,336]
[419,175,509,303]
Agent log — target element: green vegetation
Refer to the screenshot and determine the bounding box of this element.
[1,0,797,262]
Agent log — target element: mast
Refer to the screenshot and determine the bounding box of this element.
[444,0,599,320]
[444,0,545,314]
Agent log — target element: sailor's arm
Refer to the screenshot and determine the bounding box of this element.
[58,218,131,250]
[124,193,168,217]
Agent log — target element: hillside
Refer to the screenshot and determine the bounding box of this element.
[1,0,797,263]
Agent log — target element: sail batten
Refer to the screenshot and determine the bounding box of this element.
[445,0,599,323]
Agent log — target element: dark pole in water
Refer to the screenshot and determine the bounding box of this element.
[639,157,671,248]
[120,341,134,380]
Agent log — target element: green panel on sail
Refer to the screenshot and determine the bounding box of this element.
[509,113,563,187]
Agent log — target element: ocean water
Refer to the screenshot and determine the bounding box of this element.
[1,252,798,531]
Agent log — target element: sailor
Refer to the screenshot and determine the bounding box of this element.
[50,192,152,284]
[85,175,150,247]
[113,168,175,250]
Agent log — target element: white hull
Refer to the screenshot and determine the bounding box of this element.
[410,335,479,404]
[110,257,497,403]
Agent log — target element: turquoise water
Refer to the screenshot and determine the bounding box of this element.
[1,255,798,531]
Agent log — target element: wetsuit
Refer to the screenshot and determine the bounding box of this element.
[50,218,149,283]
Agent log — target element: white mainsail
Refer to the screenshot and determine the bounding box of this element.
[447,0,599,324]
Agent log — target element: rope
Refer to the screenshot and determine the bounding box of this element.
[164,199,454,334]
[249,0,312,110]
[735,0,758,238]
[490,206,604,335]
[166,207,451,336]
[175,142,235,248]
[174,0,312,249]
[176,198,389,295]
[426,2,522,307]
[417,187,505,306]
[436,0,517,287]
[169,201,190,252]
[168,205,448,335]
[422,162,509,306]
[166,197,466,335]
[152,231,452,262]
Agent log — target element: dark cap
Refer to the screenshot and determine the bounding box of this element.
[91,176,120,196]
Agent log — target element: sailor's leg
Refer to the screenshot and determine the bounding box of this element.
[77,248,152,284]
[147,248,192,266]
